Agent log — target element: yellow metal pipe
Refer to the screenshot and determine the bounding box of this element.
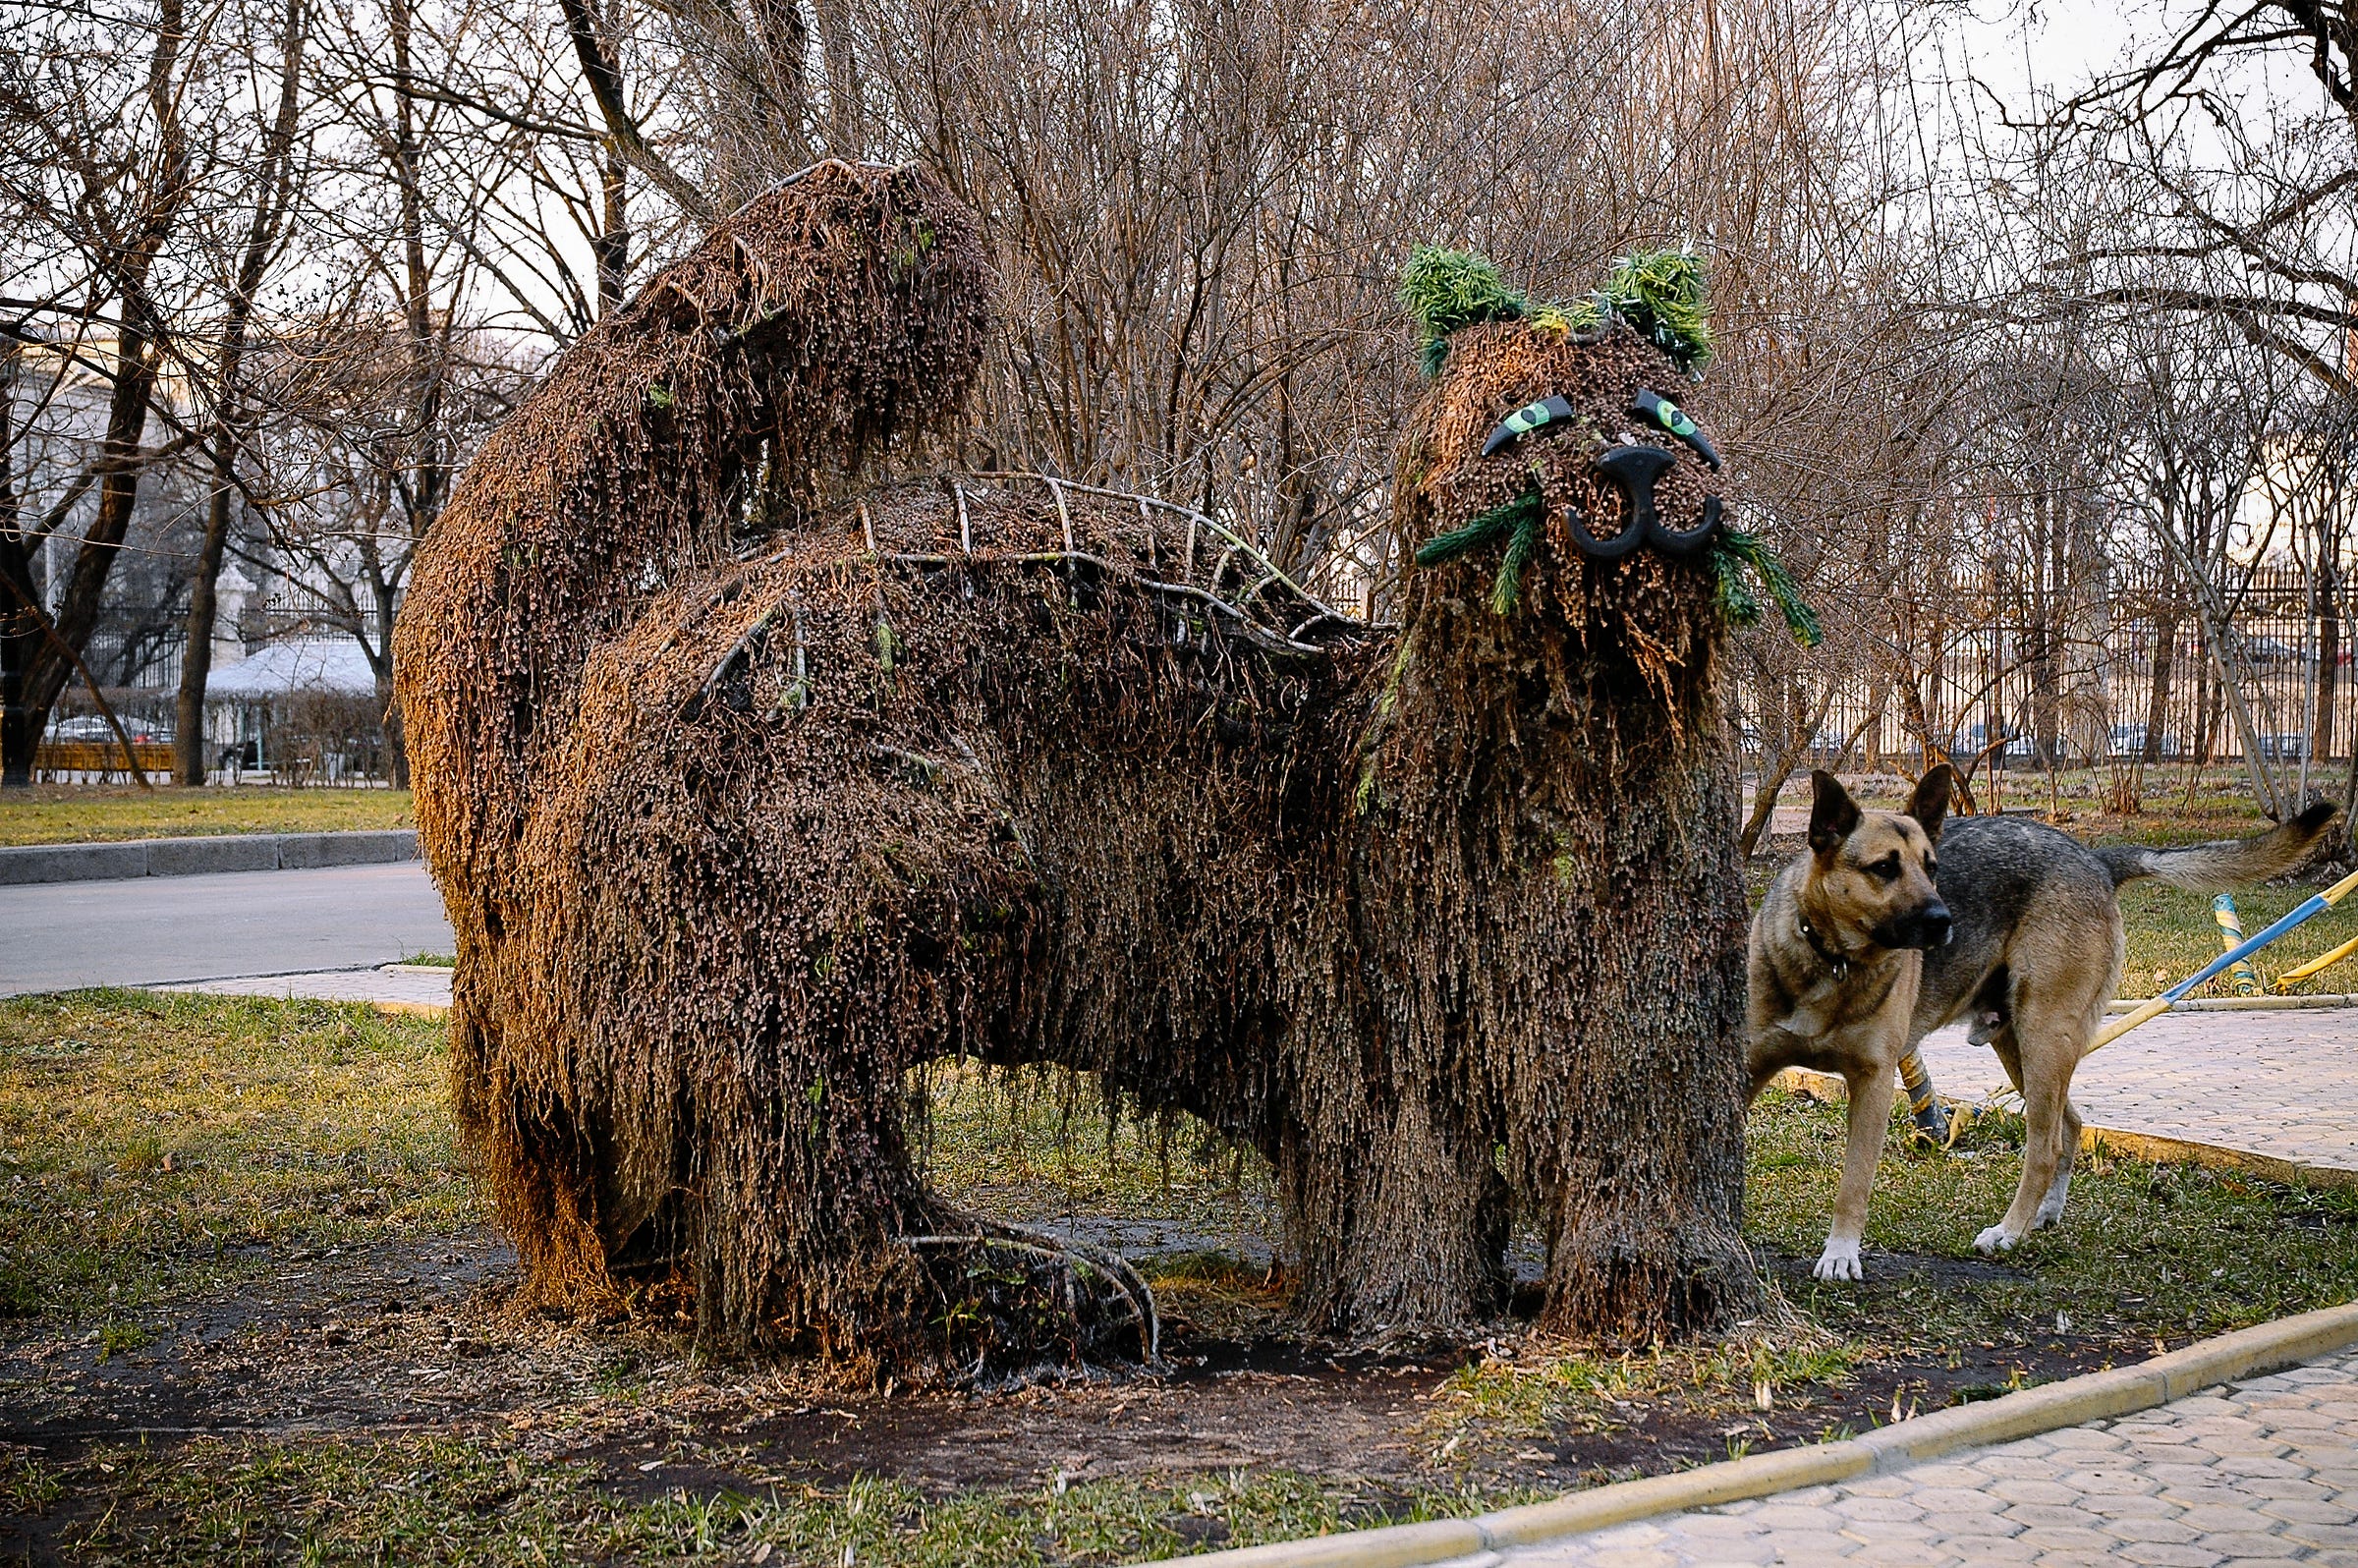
[2274,930,2358,991]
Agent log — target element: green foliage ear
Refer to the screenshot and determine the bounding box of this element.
[1401,246,1529,378]
[1400,244,1713,378]
[1598,249,1712,373]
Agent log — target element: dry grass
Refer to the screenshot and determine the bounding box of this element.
[0,784,413,845]
[7,1436,1501,1567]
[0,989,472,1318]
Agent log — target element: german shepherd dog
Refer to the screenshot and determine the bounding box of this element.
[1747,766,2336,1280]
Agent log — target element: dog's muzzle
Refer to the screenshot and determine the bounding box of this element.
[1874,902,1953,951]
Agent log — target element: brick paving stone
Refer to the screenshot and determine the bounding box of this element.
[1907,1465,1993,1488]
[1832,1497,1927,1524]
[1462,1347,2358,1568]
[2193,1535,2299,1559]
[1990,1479,2081,1506]
[2258,1497,2358,1524]
[1910,1008,2358,1175]
[1919,1510,2024,1538]
[2078,1492,2181,1520]
[2108,1545,2225,1568]
[2012,1526,2127,1552]
[2182,1504,2283,1530]
[1841,1543,1960,1568]
[1755,1529,1857,1558]
[1940,1540,2041,1563]
[2095,1516,2204,1543]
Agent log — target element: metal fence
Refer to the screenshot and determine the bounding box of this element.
[1749,561,2355,777]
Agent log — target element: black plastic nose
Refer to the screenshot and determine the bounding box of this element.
[1595,443,1675,503]
[1567,445,1675,561]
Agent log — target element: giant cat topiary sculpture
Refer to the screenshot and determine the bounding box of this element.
[396,162,1770,1379]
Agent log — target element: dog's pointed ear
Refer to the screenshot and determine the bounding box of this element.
[1808,770,1860,858]
[1907,764,1956,842]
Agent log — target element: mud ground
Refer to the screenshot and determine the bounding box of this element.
[0,1225,2148,1518]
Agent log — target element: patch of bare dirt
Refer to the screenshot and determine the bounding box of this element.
[0,1231,2158,1504]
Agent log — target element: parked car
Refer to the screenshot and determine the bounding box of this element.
[1959,722,2033,760]
[48,715,169,744]
[2108,723,2181,759]
[2255,733,2311,761]
[2240,635,2300,664]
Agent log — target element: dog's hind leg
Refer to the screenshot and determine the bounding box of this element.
[1816,1059,1899,1281]
[2033,1094,2083,1229]
[1975,1009,2090,1254]
[1977,1022,2073,1218]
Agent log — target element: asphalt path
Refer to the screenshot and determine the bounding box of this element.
[0,863,453,996]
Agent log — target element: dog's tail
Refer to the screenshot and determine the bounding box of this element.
[2097,800,2341,890]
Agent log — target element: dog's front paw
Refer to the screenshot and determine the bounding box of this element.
[1974,1223,2019,1256]
[1812,1240,1864,1281]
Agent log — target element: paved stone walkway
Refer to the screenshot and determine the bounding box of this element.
[162,963,454,1010]
[1913,1009,2358,1181]
[1466,1348,2358,1566]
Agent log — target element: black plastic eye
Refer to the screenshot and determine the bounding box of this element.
[1481,395,1578,457]
[1629,389,1722,471]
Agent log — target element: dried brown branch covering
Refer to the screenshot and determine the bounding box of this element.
[397,163,1750,1380]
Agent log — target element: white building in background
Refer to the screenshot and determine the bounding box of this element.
[202,625,383,781]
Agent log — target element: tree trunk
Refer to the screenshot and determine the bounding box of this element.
[7,324,162,785]
[176,0,304,785]
[592,151,630,314]
[0,346,30,789]
[2315,553,2338,768]
[174,473,233,785]
[2143,610,2177,764]
[6,0,189,784]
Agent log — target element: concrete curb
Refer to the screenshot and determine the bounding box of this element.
[1161,1300,2358,1568]
[0,830,418,885]
[2103,993,2358,1013]
[2081,1125,2358,1193]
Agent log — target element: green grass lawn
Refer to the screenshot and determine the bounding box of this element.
[5,992,2356,1564]
[0,784,414,845]
[2118,880,2358,996]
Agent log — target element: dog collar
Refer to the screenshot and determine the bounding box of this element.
[1797,915,1850,980]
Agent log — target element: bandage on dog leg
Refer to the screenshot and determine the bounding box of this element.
[1898,1045,1962,1149]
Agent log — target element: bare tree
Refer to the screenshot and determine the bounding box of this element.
[174,0,310,783]
[0,0,204,783]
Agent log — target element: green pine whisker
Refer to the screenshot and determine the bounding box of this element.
[1709,529,1822,646]
[1490,511,1543,614]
